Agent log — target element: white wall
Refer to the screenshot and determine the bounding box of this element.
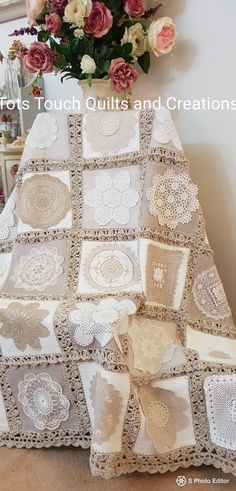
[0,0,236,318]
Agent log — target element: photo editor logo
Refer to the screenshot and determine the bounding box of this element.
[176,476,187,486]
[176,475,230,486]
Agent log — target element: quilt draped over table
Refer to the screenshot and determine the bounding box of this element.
[0,108,235,478]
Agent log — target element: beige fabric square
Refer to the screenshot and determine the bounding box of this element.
[128,316,186,376]
[137,376,196,454]
[79,362,130,453]
[2,240,69,295]
[141,162,200,234]
[0,299,61,357]
[17,171,72,233]
[0,391,9,432]
[6,366,79,432]
[82,165,140,229]
[186,326,236,365]
[77,240,142,295]
[139,239,189,310]
[189,255,233,323]
[82,110,140,158]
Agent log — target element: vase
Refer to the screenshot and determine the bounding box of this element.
[79,78,112,99]
[79,79,131,112]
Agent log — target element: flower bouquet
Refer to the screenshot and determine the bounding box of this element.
[11,0,176,95]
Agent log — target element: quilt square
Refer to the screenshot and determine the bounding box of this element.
[82,166,140,229]
[0,300,61,357]
[136,376,196,455]
[0,253,12,288]
[79,362,130,453]
[189,255,233,324]
[204,375,236,450]
[139,239,189,310]
[150,107,183,153]
[6,365,79,432]
[82,110,140,158]
[141,162,200,235]
[77,240,141,295]
[186,326,236,365]
[0,391,9,432]
[17,171,72,233]
[1,239,69,296]
[128,316,186,376]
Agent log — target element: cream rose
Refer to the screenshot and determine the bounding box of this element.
[80,54,96,74]
[148,17,176,57]
[121,23,147,58]
[26,0,46,25]
[64,0,92,27]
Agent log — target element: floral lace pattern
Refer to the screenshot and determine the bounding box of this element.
[147,169,199,229]
[89,372,122,445]
[69,298,137,349]
[204,375,236,450]
[153,106,183,151]
[10,245,64,292]
[19,174,71,229]
[0,190,16,240]
[84,170,139,226]
[26,114,58,149]
[17,372,70,430]
[128,317,177,375]
[193,266,231,320]
[0,302,49,351]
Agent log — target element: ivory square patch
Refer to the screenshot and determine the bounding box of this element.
[77,240,141,295]
[139,239,189,310]
[204,375,236,450]
[136,376,196,455]
[186,326,236,365]
[82,165,140,229]
[82,110,140,158]
[79,362,130,453]
[16,171,72,233]
[0,299,61,357]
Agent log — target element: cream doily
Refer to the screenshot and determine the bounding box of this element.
[153,107,183,151]
[193,266,231,320]
[26,114,58,149]
[0,190,16,240]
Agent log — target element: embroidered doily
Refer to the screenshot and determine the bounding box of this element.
[148,401,170,428]
[83,244,140,292]
[0,302,49,351]
[84,111,137,154]
[19,174,71,229]
[0,190,16,240]
[89,372,122,445]
[204,375,236,450]
[69,298,137,349]
[26,114,58,149]
[84,170,139,226]
[128,317,177,375]
[17,372,70,430]
[10,245,64,292]
[193,266,231,320]
[153,107,183,151]
[147,169,199,229]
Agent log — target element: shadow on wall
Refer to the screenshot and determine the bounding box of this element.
[185,143,236,322]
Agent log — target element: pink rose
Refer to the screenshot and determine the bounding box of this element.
[23,41,56,74]
[124,0,146,17]
[109,57,138,93]
[84,1,113,38]
[45,13,62,34]
[26,0,46,24]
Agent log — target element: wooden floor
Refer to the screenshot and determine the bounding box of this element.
[0,447,235,491]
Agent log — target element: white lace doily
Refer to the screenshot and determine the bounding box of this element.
[26,114,58,149]
[0,189,16,240]
[17,372,70,430]
[147,169,199,229]
[193,266,231,320]
[153,107,183,152]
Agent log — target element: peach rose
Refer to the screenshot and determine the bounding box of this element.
[124,0,146,17]
[45,13,62,34]
[109,57,138,93]
[26,0,46,24]
[84,1,113,38]
[23,41,56,74]
[148,17,176,57]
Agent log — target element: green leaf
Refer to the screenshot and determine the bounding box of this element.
[49,36,60,52]
[38,30,49,43]
[138,51,150,74]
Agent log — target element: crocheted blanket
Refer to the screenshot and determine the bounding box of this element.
[0,108,235,479]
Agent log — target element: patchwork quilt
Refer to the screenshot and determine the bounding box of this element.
[0,107,235,478]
